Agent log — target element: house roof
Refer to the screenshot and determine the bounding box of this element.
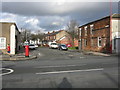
[0,22,20,33]
[45,30,64,36]
[112,13,120,18]
[79,13,120,28]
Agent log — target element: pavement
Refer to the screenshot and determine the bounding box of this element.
[68,49,115,57]
[0,47,118,61]
[0,48,37,61]
[0,54,37,61]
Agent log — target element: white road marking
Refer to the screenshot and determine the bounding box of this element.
[80,57,85,58]
[38,53,41,56]
[36,68,104,75]
[34,64,86,68]
[0,68,14,76]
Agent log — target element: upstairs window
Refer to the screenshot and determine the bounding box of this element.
[79,28,81,36]
[90,24,94,35]
[84,26,87,36]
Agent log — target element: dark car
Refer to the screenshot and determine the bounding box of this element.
[58,44,68,51]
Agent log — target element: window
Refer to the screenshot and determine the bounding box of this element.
[0,37,6,49]
[84,26,87,36]
[54,36,56,39]
[79,28,81,36]
[98,37,102,47]
[84,39,87,46]
[91,38,93,47]
[90,24,94,35]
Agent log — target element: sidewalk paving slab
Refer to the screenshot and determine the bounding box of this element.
[68,49,119,57]
[0,55,37,61]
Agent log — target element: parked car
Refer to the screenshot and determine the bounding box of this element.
[35,44,38,48]
[29,44,36,50]
[49,43,58,49]
[58,44,68,51]
[66,44,72,47]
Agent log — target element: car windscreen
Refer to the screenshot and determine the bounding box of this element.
[29,45,34,46]
[61,45,67,47]
[51,43,57,45]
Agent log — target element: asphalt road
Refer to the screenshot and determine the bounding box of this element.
[1,47,119,88]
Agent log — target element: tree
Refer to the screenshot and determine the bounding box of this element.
[67,20,79,47]
[21,29,45,43]
[30,30,44,41]
[21,28,32,43]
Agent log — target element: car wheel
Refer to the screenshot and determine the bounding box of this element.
[60,48,62,50]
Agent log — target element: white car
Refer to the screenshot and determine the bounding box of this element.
[49,43,58,49]
[29,44,36,50]
[35,44,38,48]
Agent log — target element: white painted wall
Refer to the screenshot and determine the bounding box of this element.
[112,19,120,53]
[10,25,16,54]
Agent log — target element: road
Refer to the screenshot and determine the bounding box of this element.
[1,47,119,88]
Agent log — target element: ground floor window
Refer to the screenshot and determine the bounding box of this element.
[84,39,87,47]
[98,37,102,47]
[0,37,6,49]
[114,38,116,50]
[91,38,93,47]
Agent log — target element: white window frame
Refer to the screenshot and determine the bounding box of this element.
[79,28,81,36]
[84,26,87,36]
[90,24,94,35]
[98,37,102,47]
[84,39,87,47]
[54,36,56,39]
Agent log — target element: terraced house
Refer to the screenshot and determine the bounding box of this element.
[78,14,120,54]
[43,30,78,47]
[0,22,21,55]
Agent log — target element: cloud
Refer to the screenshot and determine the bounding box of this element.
[1,2,118,32]
[1,2,110,16]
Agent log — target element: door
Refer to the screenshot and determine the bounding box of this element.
[78,39,82,51]
[116,38,120,54]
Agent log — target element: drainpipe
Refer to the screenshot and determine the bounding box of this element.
[110,1,112,54]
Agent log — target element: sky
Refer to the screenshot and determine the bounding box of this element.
[0,0,119,33]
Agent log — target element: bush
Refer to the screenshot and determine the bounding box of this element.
[68,47,78,50]
[75,47,78,49]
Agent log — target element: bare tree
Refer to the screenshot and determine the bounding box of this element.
[21,28,31,42]
[67,20,79,47]
[30,30,44,41]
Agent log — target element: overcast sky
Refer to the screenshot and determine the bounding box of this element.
[0,1,119,33]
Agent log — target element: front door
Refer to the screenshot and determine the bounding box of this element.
[78,39,82,51]
[116,38,120,54]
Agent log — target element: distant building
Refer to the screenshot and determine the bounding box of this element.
[78,14,120,54]
[29,39,42,45]
[0,22,21,55]
[43,30,78,47]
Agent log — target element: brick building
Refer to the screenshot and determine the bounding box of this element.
[43,30,78,47]
[78,14,120,54]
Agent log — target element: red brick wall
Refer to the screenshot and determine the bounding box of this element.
[74,38,78,47]
[79,17,111,53]
[57,36,73,45]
